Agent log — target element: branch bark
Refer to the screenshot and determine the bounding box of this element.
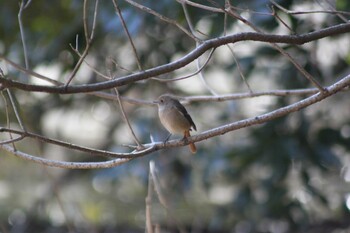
[1,73,348,169]
[1,22,349,94]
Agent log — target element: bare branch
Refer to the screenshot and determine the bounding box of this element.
[18,0,32,70]
[1,74,349,168]
[0,136,25,145]
[96,87,332,106]
[184,88,320,102]
[149,161,187,233]
[269,5,294,33]
[175,0,222,13]
[6,89,26,131]
[147,73,350,150]
[270,0,350,17]
[2,22,349,94]
[0,90,21,146]
[65,0,99,86]
[0,127,138,159]
[83,0,90,42]
[182,2,218,95]
[113,88,144,149]
[226,45,253,93]
[316,0,349,22]
[152,48,215,82]
[224,3,325,92]
[0,143,132,169]
[2,58,327,104]
[42,168,77,232]
[185,74,350,146]
[112,0,143,70]
[124,0,199,42]
[0,56,150,105]
[145,163,154,233]
[181,2,196,36]
[0,55,62,85]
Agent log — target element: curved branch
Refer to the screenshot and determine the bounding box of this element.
[0,127,141,159]
[1,22,350,94]
[1,74,348,169]
[148,74,350,150]
[1,144,131,169]
[183,88,321,102]
[187,74,350,145]
[65,0,99,86]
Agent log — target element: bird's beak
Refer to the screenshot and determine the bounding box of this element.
[153,100,159,104]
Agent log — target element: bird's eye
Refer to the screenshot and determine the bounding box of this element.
[160,99,164,103]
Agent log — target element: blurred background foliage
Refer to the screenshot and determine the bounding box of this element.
[0,0,350,232]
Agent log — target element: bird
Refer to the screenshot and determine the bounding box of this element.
[154,94,197,153]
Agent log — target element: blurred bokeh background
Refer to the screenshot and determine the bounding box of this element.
[1,0,350,232]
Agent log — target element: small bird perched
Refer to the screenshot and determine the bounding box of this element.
[154,94,197,153]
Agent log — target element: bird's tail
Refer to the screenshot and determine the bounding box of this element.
[184,130,197,154]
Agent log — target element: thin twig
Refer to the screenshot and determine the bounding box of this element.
[70,45,110,79]
[152,48,215,82]
[106,56,134,74]
[182,2,218,95]
[14,0,32,140]
[104,59,144,149]
[228,3,277,16]
[0,56,150,105]
[45,169,76,233]
[112,0,143,70]
[184,88,320,102]
[223,2,326,92]
[0,127,140,159]
[182,73,350,145]
[0,91,17,147]
[0,55,62,85]
[196,56,218,95]
[18,0,32,70]
[315,0,349,22]
[145,162,155,233]
[224,0,229,36]
[221,7,253,94]
[270,0,350,16]
[113,87,144,149]
[124,0,199,42]
[0,143,133,169]
[0,136,25,145]
[269,5,294,33]
[181,2,196,36]
[83,0,89,42]
[175,0,222,13]
[150,161,187,233]
[226,45,253,93]
[6,89,26,131]
[65,0,99,86]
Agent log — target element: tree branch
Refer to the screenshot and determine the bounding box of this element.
[1,22,349,94]
[65,0,99,86]
[0,144,132,169]
[112,0,143,71]
[0,127,138,159]
[145,73,350,151]
[1,73,348,169]
[18,0,32,71]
